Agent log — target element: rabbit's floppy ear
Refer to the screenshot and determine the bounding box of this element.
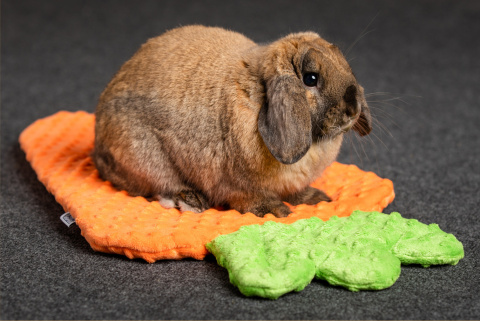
[258,74,312,165]
[353,86,372,136]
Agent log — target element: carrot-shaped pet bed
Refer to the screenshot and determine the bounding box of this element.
[19,111,395,262]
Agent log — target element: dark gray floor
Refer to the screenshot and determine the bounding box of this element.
[2,0,479,319]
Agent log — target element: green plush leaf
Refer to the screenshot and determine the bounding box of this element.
[206,211,464,299]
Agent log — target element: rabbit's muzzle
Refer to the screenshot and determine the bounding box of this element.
[313,85,362,139]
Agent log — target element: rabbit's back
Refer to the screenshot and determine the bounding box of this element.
[94,26,260,201]
[101,26,256,103]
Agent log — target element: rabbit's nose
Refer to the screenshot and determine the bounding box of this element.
[343,85,359,117]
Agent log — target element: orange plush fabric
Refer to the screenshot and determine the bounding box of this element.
[19,111,395,262]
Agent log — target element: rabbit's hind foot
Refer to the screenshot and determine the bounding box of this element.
[151,190,210,213]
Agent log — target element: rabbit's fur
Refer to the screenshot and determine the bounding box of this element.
[93,25,371,217]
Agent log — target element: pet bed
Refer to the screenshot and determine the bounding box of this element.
[19,111,395,262]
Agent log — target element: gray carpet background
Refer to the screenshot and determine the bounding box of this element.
[1,0,479,319]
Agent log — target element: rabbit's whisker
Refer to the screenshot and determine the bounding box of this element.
[345,11,380,58]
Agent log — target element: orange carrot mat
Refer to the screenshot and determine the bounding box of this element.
[19,111,395,262]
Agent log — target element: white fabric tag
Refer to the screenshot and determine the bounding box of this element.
[60,212,76,227]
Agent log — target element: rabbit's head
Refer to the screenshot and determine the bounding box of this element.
[258,32,372,164]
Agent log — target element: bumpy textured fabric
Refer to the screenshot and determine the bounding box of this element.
[206,210,464,299]
[19,111,395,262]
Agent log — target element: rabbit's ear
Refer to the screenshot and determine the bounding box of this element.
[353,86,372,136]
[353,104,372,136]
[258,74,312,165]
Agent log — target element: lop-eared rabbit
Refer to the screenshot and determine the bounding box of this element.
[93,25,372,218]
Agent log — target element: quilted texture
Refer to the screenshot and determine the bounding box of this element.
[206,210,464,299]
[19,111,395,262]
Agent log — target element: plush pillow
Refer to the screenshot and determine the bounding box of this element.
[206,210,464,299]
[19,111,395,262]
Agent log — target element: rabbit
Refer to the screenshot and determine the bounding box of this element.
[93,25,372,218]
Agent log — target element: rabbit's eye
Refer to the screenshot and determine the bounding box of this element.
[303,73,319,87]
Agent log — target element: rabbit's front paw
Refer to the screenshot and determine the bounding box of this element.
[244,199,292,218]
[283,186,331,206]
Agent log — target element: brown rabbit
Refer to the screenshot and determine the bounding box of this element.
[93,25,371,218]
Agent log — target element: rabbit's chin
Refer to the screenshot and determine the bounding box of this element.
[314,128,347,141]
[336,119,358,135]
[315,114,360,140]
